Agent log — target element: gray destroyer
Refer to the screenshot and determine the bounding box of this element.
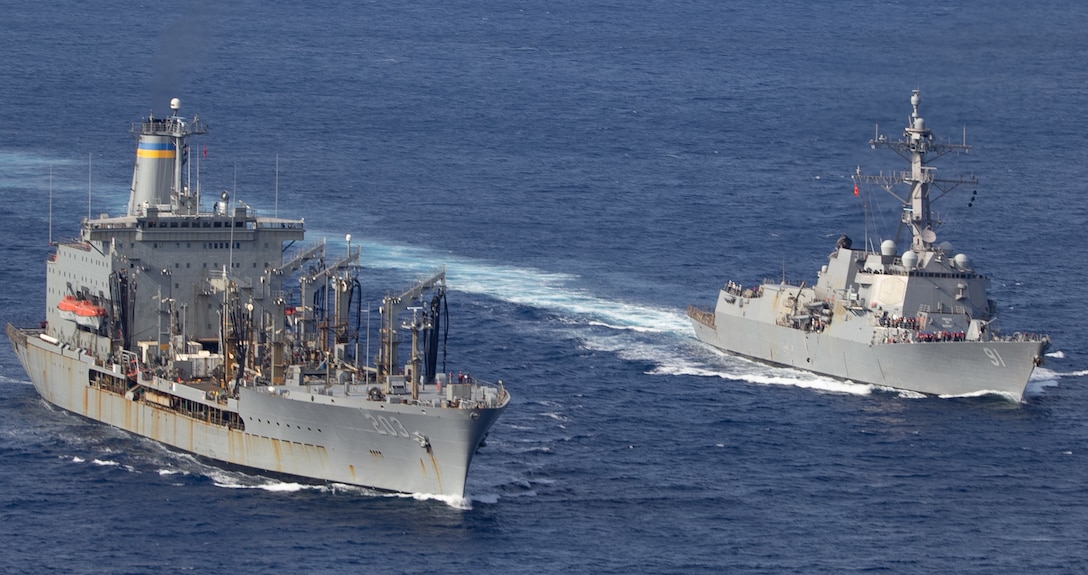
[688,91,1048,401]
[6,99,509,497]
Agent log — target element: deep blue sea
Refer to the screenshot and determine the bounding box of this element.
[3,1,1088,573]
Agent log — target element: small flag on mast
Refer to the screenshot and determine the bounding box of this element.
[853,181,859,196]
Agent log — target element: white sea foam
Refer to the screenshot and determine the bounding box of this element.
[313,236,882,396]
[0,373,32,386]
[258,482,309,493]
[742,370,874,396]
[1031,366,1059,380]
[1031,366,1086,380]
[651,342,882,396]
[585,320,671,334]
[887,388,927,400]
[391,492,473,509]
[308,236,693,336]
[158,469,188,476]
[210,473,321,493]
[1028,367,1062,392]
[279,235,1068,402]
[938,389,1020,401]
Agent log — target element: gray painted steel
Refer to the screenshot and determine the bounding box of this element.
[689,92,1048,402]
[6,99,509,497]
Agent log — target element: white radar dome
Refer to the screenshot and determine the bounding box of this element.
[954,253,971,271]
[170,98,181,111]
[880,240,897,256]
[901,251,918,270]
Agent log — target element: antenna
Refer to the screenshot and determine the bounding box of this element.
[860,187,869,252]
[228,195,239,272]
[195,143,201,213]
[48,165,53,245]
[275,154,279,219]
[87,153,92,221]
[186,134,192,214]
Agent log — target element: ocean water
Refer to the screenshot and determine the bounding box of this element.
[2,1,1088,573]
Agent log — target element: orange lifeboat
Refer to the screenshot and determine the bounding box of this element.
[57,296,107,328]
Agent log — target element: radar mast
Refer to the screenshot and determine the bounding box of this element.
[855,90,977,251]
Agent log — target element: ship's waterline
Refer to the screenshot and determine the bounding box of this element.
[689,91,1048,402]
[6,98,509,497]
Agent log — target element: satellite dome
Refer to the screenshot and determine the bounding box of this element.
[880,240,896,257]
[938,241,953,254]
[954,253,971,271]
[901,250,918,270]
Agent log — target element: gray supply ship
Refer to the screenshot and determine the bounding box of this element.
[6,98,509,497]
[688,91,1048,401]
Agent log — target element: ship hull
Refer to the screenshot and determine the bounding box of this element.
[9,328,503,498]
[690,294,1046,401]
[689,92,1050,403]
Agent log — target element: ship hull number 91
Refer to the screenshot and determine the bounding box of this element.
[983,347,1007,368]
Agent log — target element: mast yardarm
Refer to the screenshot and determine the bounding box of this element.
[855,90,977,250]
